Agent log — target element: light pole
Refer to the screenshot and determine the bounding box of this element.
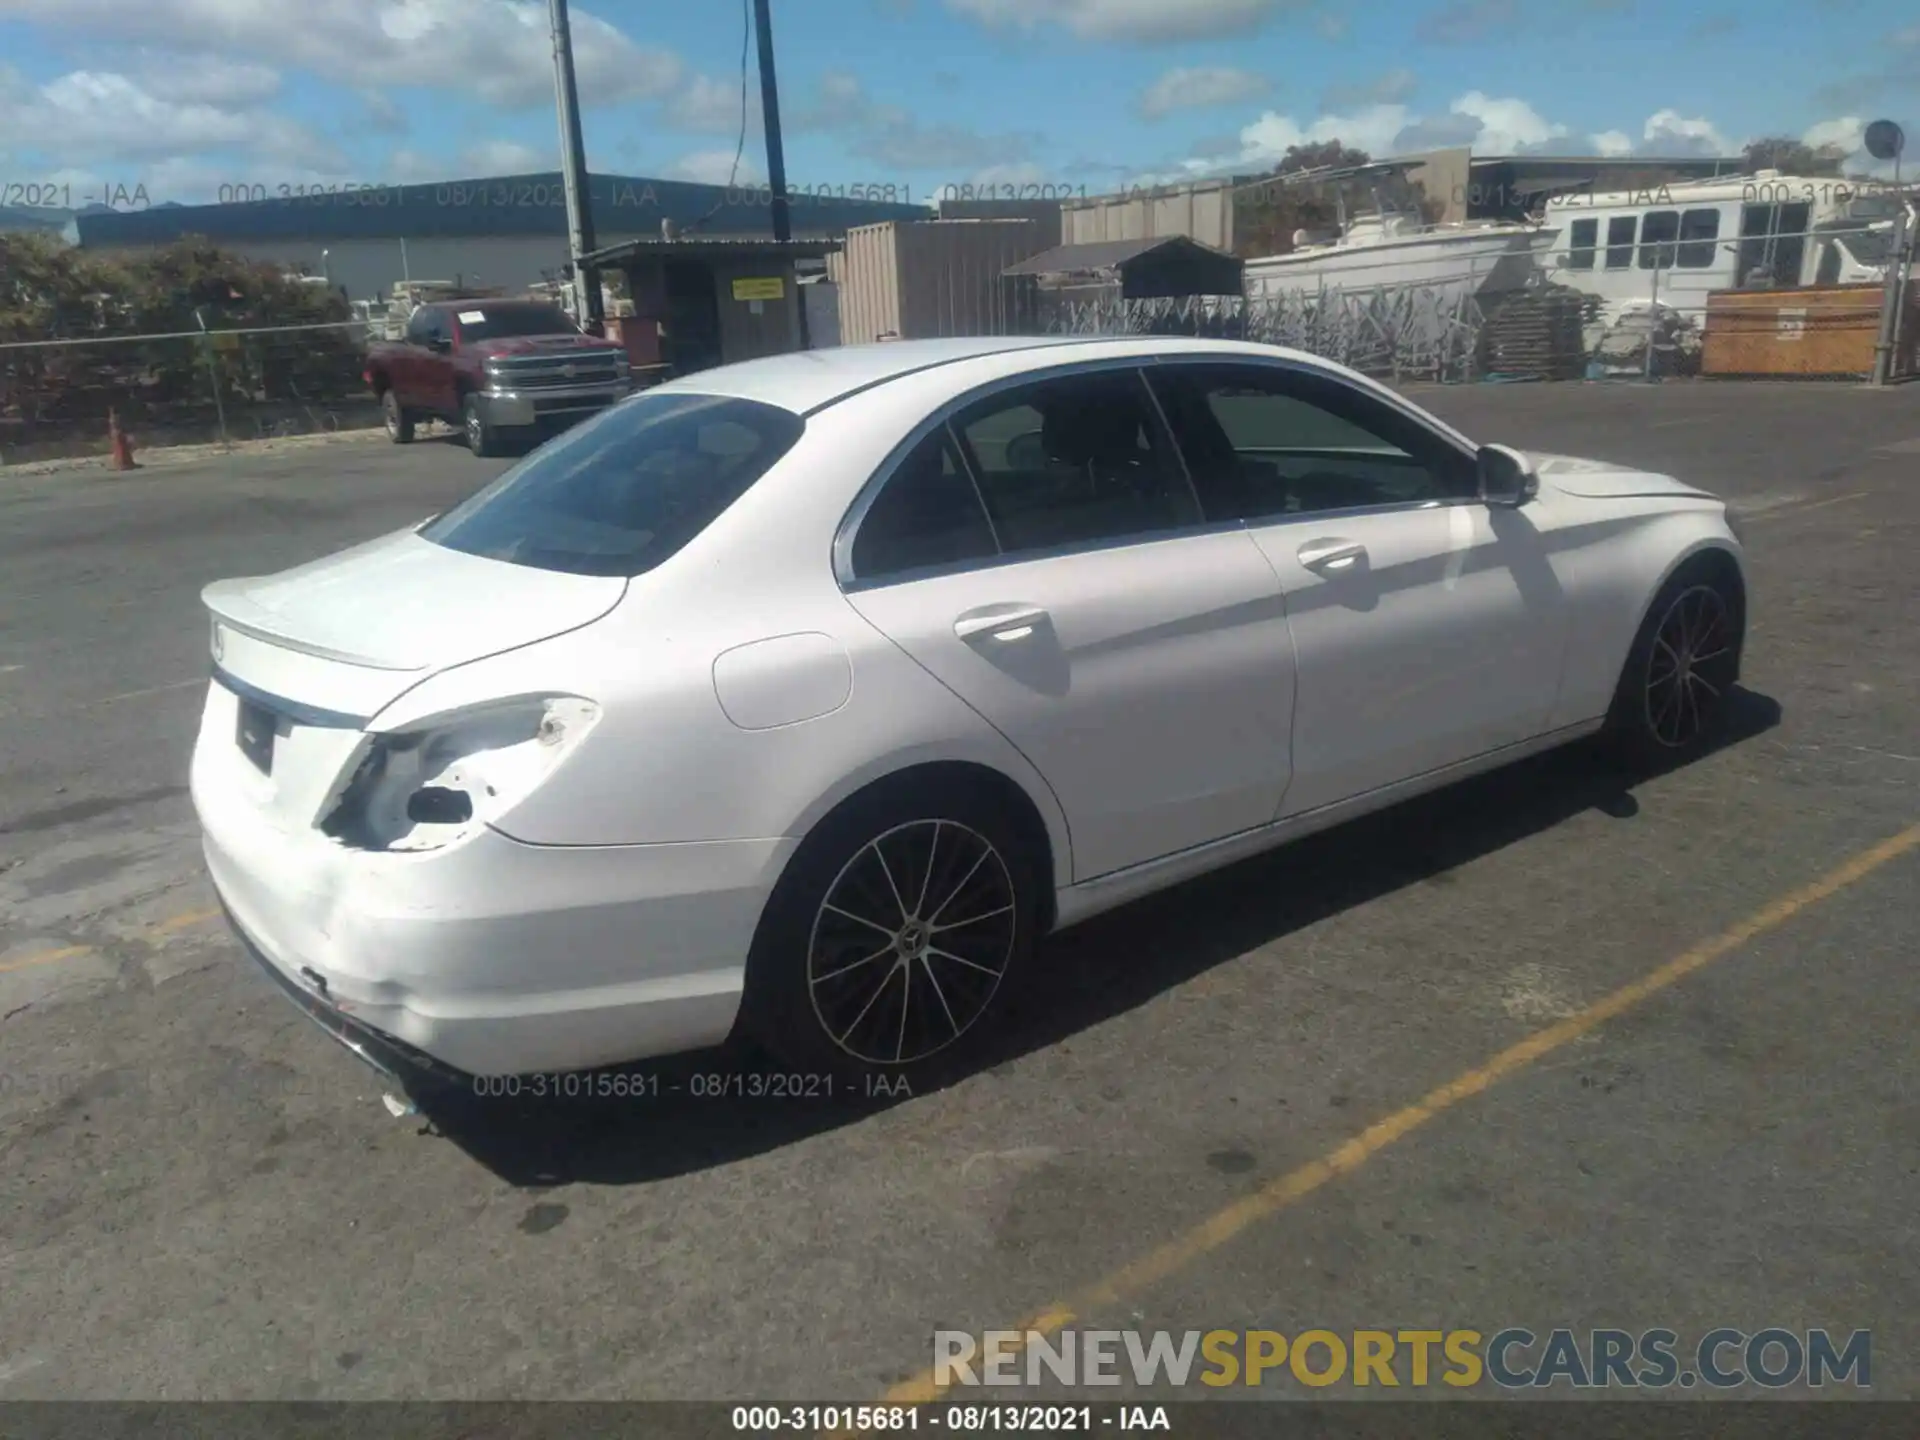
[548,0,604,333]
[752,0,810,349]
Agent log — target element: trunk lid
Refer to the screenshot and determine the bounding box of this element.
[203,525,627,723]
[198,527,626,834]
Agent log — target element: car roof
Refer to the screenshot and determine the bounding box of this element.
[647,335,1332,415]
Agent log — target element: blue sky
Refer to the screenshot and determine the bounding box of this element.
[0,0,1912,209]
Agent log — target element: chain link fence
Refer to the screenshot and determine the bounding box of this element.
[0,320,383,465]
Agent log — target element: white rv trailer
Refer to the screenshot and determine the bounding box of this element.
[1538,169,1910,324]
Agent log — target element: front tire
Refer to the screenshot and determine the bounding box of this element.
[740,781,1041,1088]
[462,393,500,457]
[381,389,414,444]
[1603,556,1744,768]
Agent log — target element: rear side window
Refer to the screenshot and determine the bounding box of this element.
[851,427,999,581]
[422,392,804,577]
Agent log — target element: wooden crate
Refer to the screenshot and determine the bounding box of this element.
[1700,283,1916,377]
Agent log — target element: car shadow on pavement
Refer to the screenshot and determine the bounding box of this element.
[418,686,1781,1187]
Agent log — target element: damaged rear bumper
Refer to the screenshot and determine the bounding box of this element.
[222,900,471,1093]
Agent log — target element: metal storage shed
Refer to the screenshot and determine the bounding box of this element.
[1002,236,1245,298]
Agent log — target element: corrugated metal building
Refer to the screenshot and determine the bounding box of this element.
[63,171,927,304]
[1062,179,1241,252]
[830,216,1058,343]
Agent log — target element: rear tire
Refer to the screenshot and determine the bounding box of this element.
[1602,555,1744,769]
[381,389,414,444]
[739,779,1042,1090]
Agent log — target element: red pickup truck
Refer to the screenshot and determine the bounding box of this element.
[364,299,633,457]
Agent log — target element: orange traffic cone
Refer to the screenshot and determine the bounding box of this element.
[109,408,138,470]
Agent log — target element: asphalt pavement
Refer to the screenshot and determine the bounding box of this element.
[0,382,1916,1404]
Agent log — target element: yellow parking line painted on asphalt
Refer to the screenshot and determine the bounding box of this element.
[147,906,221,936]
[0,943,95,976]
[0,906,222,977]
[875,822,1920,1410]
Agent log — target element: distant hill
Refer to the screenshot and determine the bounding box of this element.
[0,205,75,234]
[0,199,187,235]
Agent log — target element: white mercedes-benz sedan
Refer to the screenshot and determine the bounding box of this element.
[191,335,1747,1092]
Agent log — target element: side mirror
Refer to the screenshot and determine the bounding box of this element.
[428,337,452,354]
[1478,443,1538,507]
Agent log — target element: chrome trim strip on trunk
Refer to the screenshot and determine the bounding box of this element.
[211,664,372,729]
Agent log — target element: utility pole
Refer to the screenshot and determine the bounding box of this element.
[752,0,810,349]
[548,0,604,333]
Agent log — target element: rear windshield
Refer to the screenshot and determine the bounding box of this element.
[420,393,805,577]
[453,305,577,340]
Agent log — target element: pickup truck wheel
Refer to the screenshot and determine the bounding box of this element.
[382,390,414,444]
[461,394,501,458]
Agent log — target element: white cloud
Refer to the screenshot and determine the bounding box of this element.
[1799,116,1904,175]
[1238,104,1416,164]
[967,160,1048,187]
[0,0,685,108]
[669,72,759,136]
[1122,91,1756,196]
[667,148,761,185]
[459,139,550,174]
[129,53,283,107]
[1322,68,1417,109]
[0,64,344,174]
[1138,66,1270,120]
[945,0,1297,42]
[1803,116,1865,153]
[1315,12,1347,37]
[789,71,1038,175]
[1449,91,1567,154]
[1641,108,1732,157]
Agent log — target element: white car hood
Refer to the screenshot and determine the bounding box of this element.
[1528,451,1717,501]
[203,527,627,718]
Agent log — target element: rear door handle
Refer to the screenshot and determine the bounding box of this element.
[954,606,1050,642]
[1297,538,1366,573]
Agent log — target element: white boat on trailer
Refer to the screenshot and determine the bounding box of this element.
[1241,161,1559,307]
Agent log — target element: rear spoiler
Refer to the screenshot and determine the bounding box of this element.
[202,579,428,672]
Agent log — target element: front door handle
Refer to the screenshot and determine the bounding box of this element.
[954,605,1050,643]
[1297,538,1366,573]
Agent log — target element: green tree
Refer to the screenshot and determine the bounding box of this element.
[1233,141,1443,257]
[1742,135,1848,177]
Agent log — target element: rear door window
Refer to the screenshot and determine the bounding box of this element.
[948,369,1202,557]
[421,392,804,576]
